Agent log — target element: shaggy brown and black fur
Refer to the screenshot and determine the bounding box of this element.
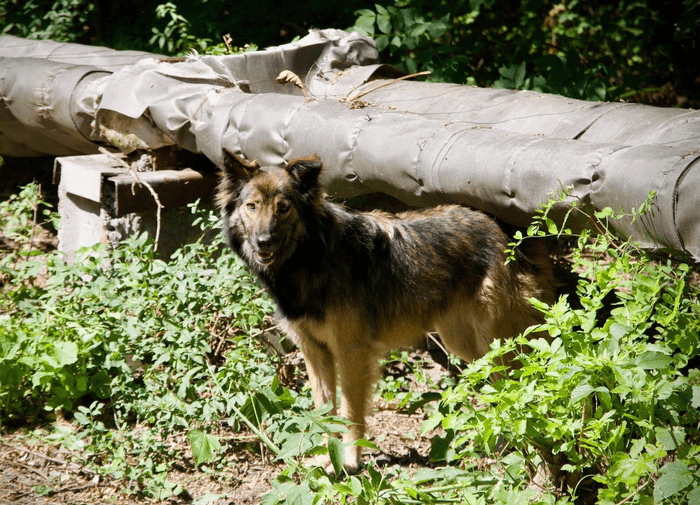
[217,152,554,474]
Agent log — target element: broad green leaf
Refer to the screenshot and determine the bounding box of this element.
[334,475,362,496]
[193,493,228,505]
[285,483,314,505]
[595,386,612,410]
[90,370,111,398]
[594,207,614,219]
[689,486,700,505]
[53,341,78,366]
[654,461,693,502]
[570,384,595,404]
[421,414,442,435]
[377,13,392,34]
[276,432,317,460]
[376,34,389,52]
[609,323,629,340]
[348,475,363,495]
[31,370,53,388]
[75,374,88,393]
[327,437,344,476]
[607,452,652,487]
[692,385,700,409]
[634,351,673,370]
[261,482,294,505]
[655,427,686,451]
[428,434,453,462]
[187,429,221,466]
[354,438,380,451]
[527,338,551,353]
[352,11,376,36]
[427,15,450,39]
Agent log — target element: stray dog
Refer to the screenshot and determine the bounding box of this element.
[217,152,554,474]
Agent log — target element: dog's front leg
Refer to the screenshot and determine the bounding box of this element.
[298,336,337,410]
[297,335,346,475]
[337,342,376,475]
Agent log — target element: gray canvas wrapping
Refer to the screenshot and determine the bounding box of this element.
[1,30,698,260]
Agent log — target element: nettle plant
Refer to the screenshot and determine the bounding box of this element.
[424,190,700,504]
[1,192,270,421]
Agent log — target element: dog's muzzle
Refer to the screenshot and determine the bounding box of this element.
[253,233,282,266]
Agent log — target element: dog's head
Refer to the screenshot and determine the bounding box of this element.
[217,150,323,272]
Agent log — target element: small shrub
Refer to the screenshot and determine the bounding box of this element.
[425,192,700,504]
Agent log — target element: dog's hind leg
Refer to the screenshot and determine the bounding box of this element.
[435,299,498,363]
[436,288,548,373]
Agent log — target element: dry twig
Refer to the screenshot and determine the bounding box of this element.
[99,147,164,250]
[345,71,431,103]
[0,456,49,480]
[223,33,233,53]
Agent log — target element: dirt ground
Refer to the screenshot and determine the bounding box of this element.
[0,367,441,505]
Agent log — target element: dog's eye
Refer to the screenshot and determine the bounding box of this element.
[246,202,256,211]
[278,202,291,214]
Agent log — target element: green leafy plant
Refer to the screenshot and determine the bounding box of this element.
[0,0,95,42]
[0,182,53,250]
[349,0,699,105]
[350,3,458,83]
[494,55,607,102]
[425,191,700,504]
[150,2,212,55]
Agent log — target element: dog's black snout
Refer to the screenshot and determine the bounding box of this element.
[256,234,273,249]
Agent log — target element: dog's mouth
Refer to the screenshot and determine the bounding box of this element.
[252,235,290,267]
[255,250,275,265]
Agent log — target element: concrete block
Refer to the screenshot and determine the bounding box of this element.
[54,154,218,261]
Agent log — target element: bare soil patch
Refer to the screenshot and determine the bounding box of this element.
[0,380,442,505]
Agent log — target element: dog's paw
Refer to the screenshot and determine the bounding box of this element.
[305,445,361,476]
[338,454,360,476]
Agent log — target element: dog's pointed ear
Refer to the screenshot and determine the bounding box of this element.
[288,156,322,192]
[221,149,260,182]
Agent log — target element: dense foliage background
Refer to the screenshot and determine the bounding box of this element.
[1,0,699,106]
